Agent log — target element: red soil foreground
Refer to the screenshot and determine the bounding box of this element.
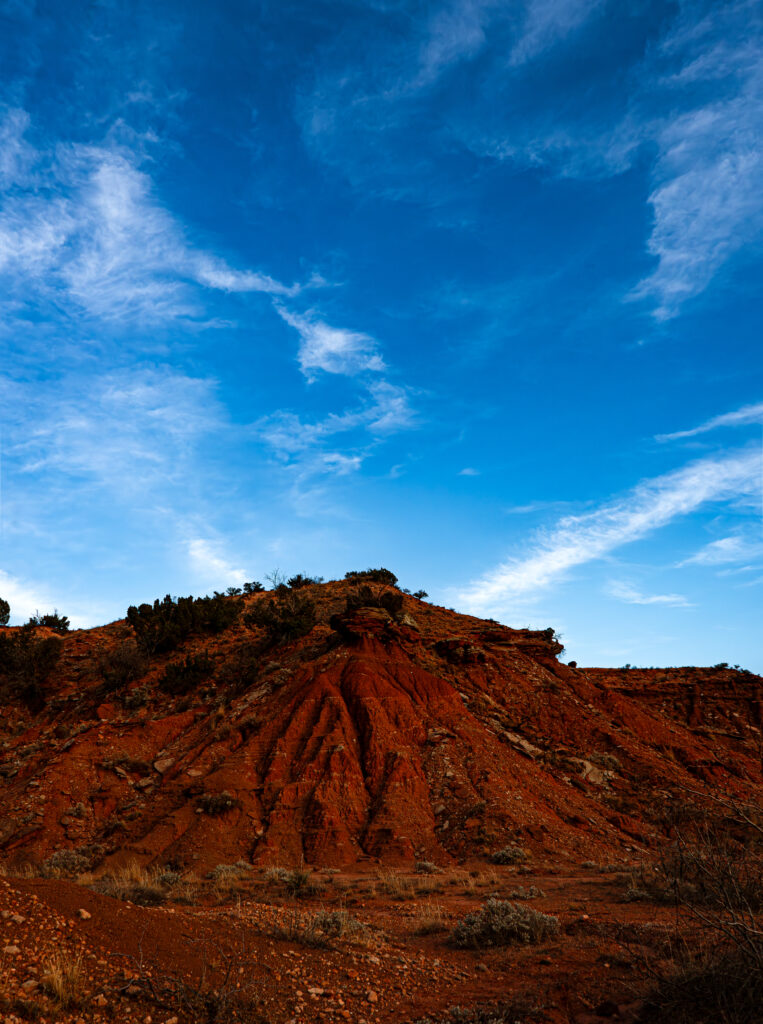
[0,580,760,1021]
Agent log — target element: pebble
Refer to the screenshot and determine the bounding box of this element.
[77,907,92,920]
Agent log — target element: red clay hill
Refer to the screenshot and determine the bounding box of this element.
[0,573,760,874]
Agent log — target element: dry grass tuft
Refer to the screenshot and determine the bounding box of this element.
[42,951,83,1008]
[412,900,449,935]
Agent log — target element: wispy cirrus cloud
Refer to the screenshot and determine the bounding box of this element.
[257,378,415,476]
[303,1,761,320]
[274,304,386,380]
[187,538,246,589]
[607,580,692,608]
[11,365,223,496]
[460,447,761,610]
[509,0,603,66]
[657,400,763,441]
[0,117,302,326]
[679,534,763,567]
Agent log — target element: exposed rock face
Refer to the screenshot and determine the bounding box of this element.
[0,582,760,871]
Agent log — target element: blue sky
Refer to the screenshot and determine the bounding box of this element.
[0,0,761,670]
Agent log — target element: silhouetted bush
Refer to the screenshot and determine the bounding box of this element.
[159,652,214,695]
[100,640,147,692]
[345,585,403,616]
[244,590,316,645]
[345,567,398,586]
[126,593,242,654]
[637,809,763,1024]
[226,586,243,596]
[286,573,324,589]
[243,581,265,593]
[412,589,428,600]
[26,610,70,634]
[0,626,62,709]
[0,598,9,626]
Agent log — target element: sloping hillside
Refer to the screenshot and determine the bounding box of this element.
[1,578,760,874]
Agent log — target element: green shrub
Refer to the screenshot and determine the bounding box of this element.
[26,610,70,634]
[0,598,9,626]
[100,640,147,692]
[345,584,403,616]
[126,592,242,654]
[345,567,398,586]
[159,652,214,695]
[0,627,62,709]
[244,590,316,645]
[449,898,559,948]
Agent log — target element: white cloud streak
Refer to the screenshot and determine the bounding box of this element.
[607,580,692,607]
[187,539,246,588]
[657,401,763,441]
[460,447,762,609]
[679,534,763,567]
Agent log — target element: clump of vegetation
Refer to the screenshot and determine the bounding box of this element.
[42,951,83,1009]
[625,827,762,911]
[215,641,261,694]
[345,567,398,586]
[415,860,440,874]
[505,885,545,900]
[0,626,62,710]
[345,584,403,616]
[449,899,559,948]
[286,573,324,589]
[159,652,214,695]
[636,799,762,1024]
[244,589,316,645]
[312,908,367,939]
[100,639,147,692]
[26,610,70,634]
[272,906,366,947]
[197,790,238,815]
[243,580,265,593]
[91,861,189,906]
[413,900,448,934]
[208,860,252,884]
[0,597,9,626]
[126,592,242,655]
[40,849,91,878]
[264,865,318,898]
[490,845,530,865]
